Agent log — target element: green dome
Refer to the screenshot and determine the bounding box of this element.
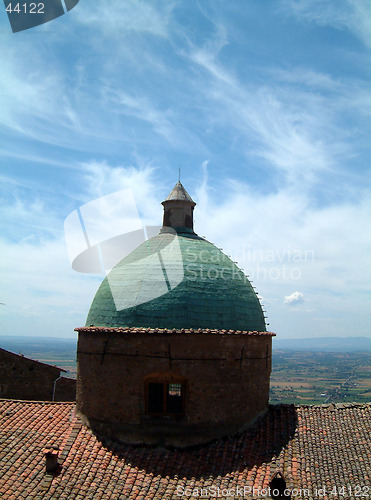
[86,231,266,331]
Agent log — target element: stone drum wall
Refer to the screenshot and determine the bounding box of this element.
[76,327,274,448]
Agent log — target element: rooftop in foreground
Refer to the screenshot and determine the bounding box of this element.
[0,399,369,499]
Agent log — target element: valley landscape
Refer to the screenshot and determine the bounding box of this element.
[1,336,370,405]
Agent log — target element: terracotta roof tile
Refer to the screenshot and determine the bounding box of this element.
[75,326,276,336]
[0,400,369,499]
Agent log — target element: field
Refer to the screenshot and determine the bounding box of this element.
[0,337,78,379]
[270,350,371,404]
[1,336,370,404]
[35,349,371,404]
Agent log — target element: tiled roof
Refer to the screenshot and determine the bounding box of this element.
[163,181,195,204]
[0,400,369,499]
[75,326,276,336]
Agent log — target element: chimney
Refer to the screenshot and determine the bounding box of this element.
[44,445,59,473]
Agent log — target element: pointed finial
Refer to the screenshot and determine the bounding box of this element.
[178,167,181,183]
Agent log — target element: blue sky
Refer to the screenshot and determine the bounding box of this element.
[0,0,370,339]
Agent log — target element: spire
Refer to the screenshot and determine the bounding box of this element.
[161,181,196,233]
[164,181,195,203]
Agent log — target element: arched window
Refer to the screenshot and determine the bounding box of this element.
[144,373,186,417]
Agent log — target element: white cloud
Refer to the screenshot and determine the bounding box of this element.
[0,164,162,335]
[1,162,371,339]
[75,0,175,38]
[79,161,163,224]
[193,173,371,336]
[0,234,98,338]
[282,0,371,50]
[284,291,305,306]
[185,41,362,189]
[0,40,90,151]
[0,47,62,134]
[109,91,176,142]
[1,2,370,341]
[0,32,165,155]
[270,68,344,91]
[1,0,368,188]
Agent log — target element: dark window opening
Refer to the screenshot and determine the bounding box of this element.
[146,378,185,416]
[270,472,290,499]
[147,383,164,414]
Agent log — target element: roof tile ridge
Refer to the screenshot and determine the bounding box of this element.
[36,407,82,495]
[75,326,276,336]
[58,406,82,465]
[0,398,74,405]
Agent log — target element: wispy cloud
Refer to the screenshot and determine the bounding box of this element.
[75,0,175,38]
[109,91,176,142]
[0,235,97,337]
[0,41,90,151]
[1,1,370,341]
[0,48,62,134]
[79,161,162,223]
[282,0,371,49]
[186,44,347,187]
[269,67,344,91]
[194,175,371,336]
[1,160,371,339]
[0,164,159,337]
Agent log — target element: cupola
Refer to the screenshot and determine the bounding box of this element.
[76,181,274,448]
[161,181,196,233]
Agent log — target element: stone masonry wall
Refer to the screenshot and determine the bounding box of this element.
[0,348,76,402]
[76,331,272,447]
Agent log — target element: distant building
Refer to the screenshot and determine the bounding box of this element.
[0,347,75,401]
[0,182,369,499]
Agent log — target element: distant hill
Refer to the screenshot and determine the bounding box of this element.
[273,336,371,352]
[0,335,370,354]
